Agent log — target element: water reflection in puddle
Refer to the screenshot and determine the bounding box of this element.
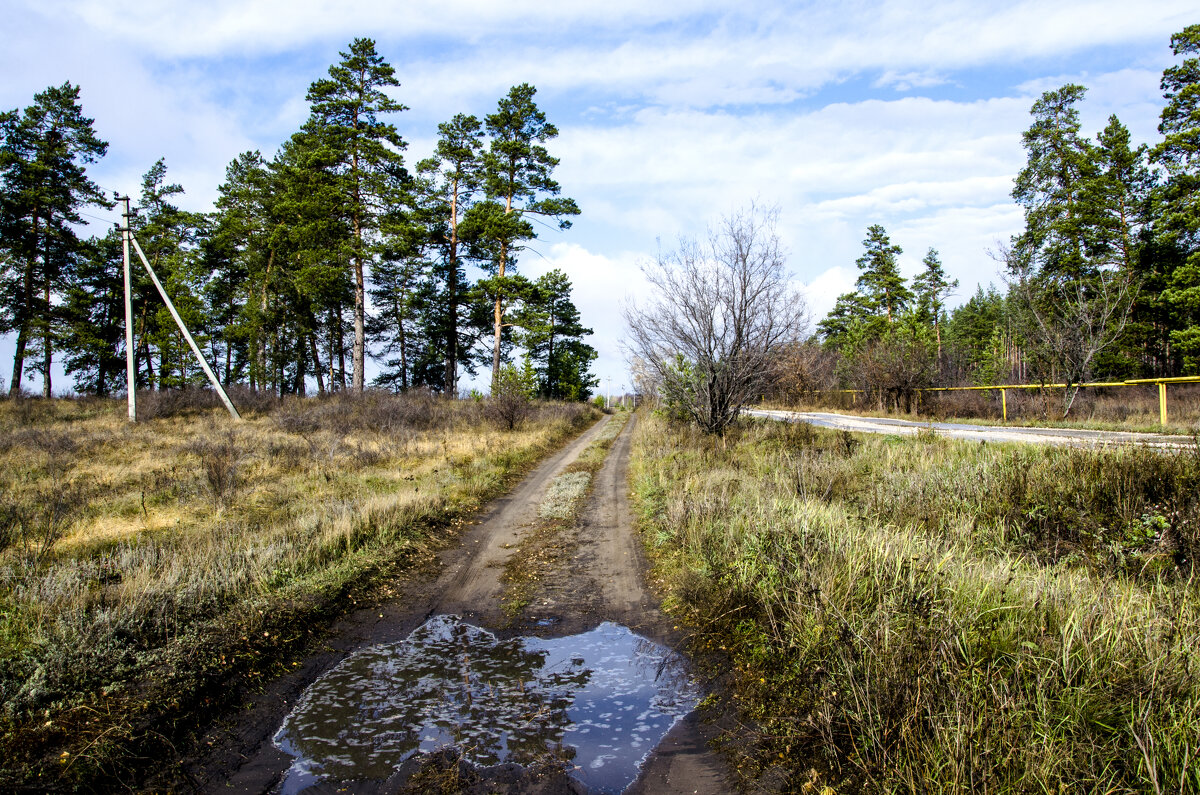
[275,616,700,793]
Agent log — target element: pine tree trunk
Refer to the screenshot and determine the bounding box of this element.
[338,310,347,391]
[492,255,504,385]
[351,138,366,395]
[446,266,458,394]
[295,332,307,396]
[327,307,337,392]
[353,248,365,394]
[492,194,513,386]
[42,272,52,398]
[310,333,325,397]
[546,329,555,399]
[10,211,39,396]
[10,324,27,396]
[144,339,155,390]
[445,181,459,395]
[395,293,408,390]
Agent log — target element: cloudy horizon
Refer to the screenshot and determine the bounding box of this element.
[3,1,1194,395]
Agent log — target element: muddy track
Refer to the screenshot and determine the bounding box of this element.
[166,414,727,794]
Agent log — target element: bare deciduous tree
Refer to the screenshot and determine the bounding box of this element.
[999,240,1136,417]
[623,204,809,435]
[765,340,839,406]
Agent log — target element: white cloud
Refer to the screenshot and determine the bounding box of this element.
[555,95,1030,292]
[517,243,651,390]
[874,70,951,92]
[805,266,857,324]
[2,0,1190,393]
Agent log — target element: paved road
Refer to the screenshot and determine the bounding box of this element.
[747,408,1197,449]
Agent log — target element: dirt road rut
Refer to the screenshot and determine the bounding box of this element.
[175,414,727,794]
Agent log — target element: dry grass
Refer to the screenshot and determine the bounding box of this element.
[631,411,1200,793]
[0,390,597,791]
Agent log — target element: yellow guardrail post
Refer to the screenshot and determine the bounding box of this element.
[1160,382,1167,428]
[1001,388,1007,423]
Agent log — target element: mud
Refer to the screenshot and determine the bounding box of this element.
[164,414,728,794]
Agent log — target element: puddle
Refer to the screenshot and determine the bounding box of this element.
[275,615,701,793]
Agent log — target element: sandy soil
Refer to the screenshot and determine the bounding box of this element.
[161,413,727,794]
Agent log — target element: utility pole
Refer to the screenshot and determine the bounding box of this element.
[118,195,136,422]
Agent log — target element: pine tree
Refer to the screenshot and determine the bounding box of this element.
[60,231,124,394]
[520,269,596,399]
[132,159,209,390]
[911,247,958,361]
[1008,86,1136,411]
[305,38,408,393]
[1088,116,1153,270]
[368,216,428,392]
[0,82,108,396]
[855,224,911,322]
[270,127,355,393]
[481,84,579,384]
[1012,84,1095,280]
[1153,24,1200,372]
[206,151,273,387]
[417,113,485,393]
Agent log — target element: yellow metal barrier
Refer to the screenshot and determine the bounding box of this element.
[803,377,1200,429]
[925,378,1200,428]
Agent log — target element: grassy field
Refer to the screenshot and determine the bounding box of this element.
[0,390,598,791]
[631,411,1200,793]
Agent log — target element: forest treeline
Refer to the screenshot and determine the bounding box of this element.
[0,38,598,402]
[785,24,1200,417]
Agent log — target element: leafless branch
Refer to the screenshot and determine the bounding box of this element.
[622,204,809,434]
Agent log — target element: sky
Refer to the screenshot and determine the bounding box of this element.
[2,0,1196,397]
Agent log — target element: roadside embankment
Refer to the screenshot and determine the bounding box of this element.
[630,411,1200,792]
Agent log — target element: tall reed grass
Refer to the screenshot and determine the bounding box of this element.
[631,413,1200,793]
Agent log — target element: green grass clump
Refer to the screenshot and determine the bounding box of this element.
[631,412,1200,793]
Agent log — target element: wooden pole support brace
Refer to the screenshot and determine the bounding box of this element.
[129,235,241,421]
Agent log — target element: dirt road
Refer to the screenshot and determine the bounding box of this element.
[170,414,726,794]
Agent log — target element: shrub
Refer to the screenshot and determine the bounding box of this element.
[488,361,537,430]
[188,434,240,504]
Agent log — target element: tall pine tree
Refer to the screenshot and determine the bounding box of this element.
[417,113,485,393]
[0,82,107,396]
[855,224,910,323]
[912,247,957,361]
[481,84,579,385]
[1153,24,1200,372]
[305,38,408,393]
[520,269,597,399]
